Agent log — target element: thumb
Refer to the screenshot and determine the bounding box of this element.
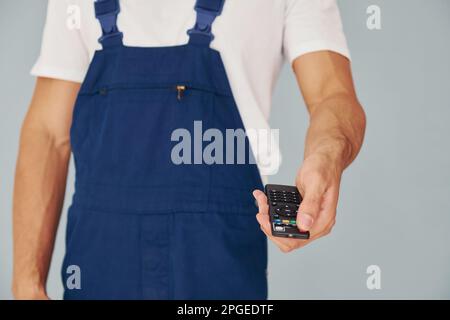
[297,186,323,231]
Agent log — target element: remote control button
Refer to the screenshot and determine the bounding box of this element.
[271,202,277,206]
[285,213,295,217]
[283,208,295,216]
[274,225,285,232]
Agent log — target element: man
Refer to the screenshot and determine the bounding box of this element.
[13,0,365,299]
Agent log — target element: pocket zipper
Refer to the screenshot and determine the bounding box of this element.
[92,84,223,101]
[176,85,186,101]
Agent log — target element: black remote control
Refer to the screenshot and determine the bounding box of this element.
[265,184,310,239]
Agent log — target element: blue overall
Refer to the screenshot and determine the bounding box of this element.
[62,0,267,299]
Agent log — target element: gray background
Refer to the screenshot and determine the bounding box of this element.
[1,0,449,299]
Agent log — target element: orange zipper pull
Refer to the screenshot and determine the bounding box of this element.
[176,85,186,101]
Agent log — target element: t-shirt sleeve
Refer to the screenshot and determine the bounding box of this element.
[283,0,351,65]
[31,0,89,82]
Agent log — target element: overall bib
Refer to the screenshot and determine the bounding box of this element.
[63,0,267,299]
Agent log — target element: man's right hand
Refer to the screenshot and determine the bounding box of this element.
[12,77,80,300]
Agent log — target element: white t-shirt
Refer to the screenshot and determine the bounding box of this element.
[31,0,350,177]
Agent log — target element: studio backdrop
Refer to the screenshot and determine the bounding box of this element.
[0,0,449,299]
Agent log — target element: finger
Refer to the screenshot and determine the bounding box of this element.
[306,185,339,237]
[253,190,269,215]
[296,181,326,231]
[299,217,336,249]
[256,208,270,225]
[311,217,335,239]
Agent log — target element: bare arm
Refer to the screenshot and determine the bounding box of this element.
[295,51,365,171]
[12,78,80,299]
[255,51,366,252]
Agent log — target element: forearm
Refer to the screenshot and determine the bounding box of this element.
[12,121,71,298]
[304,94,366,174]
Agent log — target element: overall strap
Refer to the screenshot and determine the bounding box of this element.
[94,0,123,48]
[188,0,226,46]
